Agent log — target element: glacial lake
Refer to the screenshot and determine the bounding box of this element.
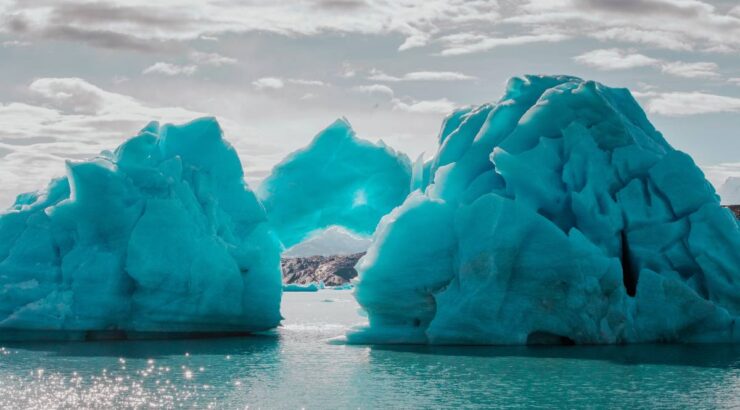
[1,290,738,409]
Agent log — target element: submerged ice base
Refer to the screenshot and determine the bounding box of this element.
[349,75,740,345]
[0,118,282,339]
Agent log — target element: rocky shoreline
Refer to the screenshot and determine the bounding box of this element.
[281,253,365,286]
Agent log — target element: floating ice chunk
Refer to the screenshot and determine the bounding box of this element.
[282,282,324,292]
[258,118,412,248]
[349,75,740,345]
[0,118,282,340]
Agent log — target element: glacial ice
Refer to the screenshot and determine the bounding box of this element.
[349,75,740,345]
[0,118,283,339]
[282,282,324,292]
[1,75,738,345]
[258,118,412,248]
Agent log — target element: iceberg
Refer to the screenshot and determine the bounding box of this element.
[349,75,740,345]
[0,118,282,340]
[258,118,412,248]
[282,281,324,292]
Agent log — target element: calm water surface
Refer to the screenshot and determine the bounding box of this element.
[0,291,738,409]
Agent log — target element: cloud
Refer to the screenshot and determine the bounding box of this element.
[510,0,740,54]
[2,39,30,47]
[340,62,356,78]
[634,90,740,116]
[252,77,285,90]
[574,48,720,78]
[391,97,457,114]
[3,0,737,57]
[730,78,740,85]
[589,27,692,51]
[252,77,328,90]
[287,79,328,86]
[0,77,218,206]
[659,61,719,78]
[352,84,395,97]
[0,0,502,53]
[188,51,237,66]
[574,48,659,70]
[142,62,198,76]
[368,69,476,82]
[438,32,569,56]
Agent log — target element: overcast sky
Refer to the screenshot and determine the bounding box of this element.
[0,0,739,206]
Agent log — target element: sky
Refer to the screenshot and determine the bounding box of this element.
[0,0,739,207]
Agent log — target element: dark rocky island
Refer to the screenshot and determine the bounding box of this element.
[281,253,365,286]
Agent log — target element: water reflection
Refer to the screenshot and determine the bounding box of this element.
[0,291,737,408]
[2,333,280,359]
[368,343,740,369]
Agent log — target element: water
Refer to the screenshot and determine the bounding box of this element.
[0,291,738,409]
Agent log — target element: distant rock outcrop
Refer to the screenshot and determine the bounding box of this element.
[719,177,740,205]
[281,253,365,286]
[726,205,740,219]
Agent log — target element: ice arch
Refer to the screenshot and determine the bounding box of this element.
[257,118,413,249]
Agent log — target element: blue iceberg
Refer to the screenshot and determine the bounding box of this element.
[282,281,325,292]
[349,75,740,345]
[1,75,737,345]
[258,118,412,248]
[0,118,282,339]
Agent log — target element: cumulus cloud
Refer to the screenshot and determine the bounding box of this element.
[368,69,476,82]
[142,62,198,76]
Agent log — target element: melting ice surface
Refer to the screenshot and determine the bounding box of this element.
[0,118,282,338]
[350,75,740,345]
